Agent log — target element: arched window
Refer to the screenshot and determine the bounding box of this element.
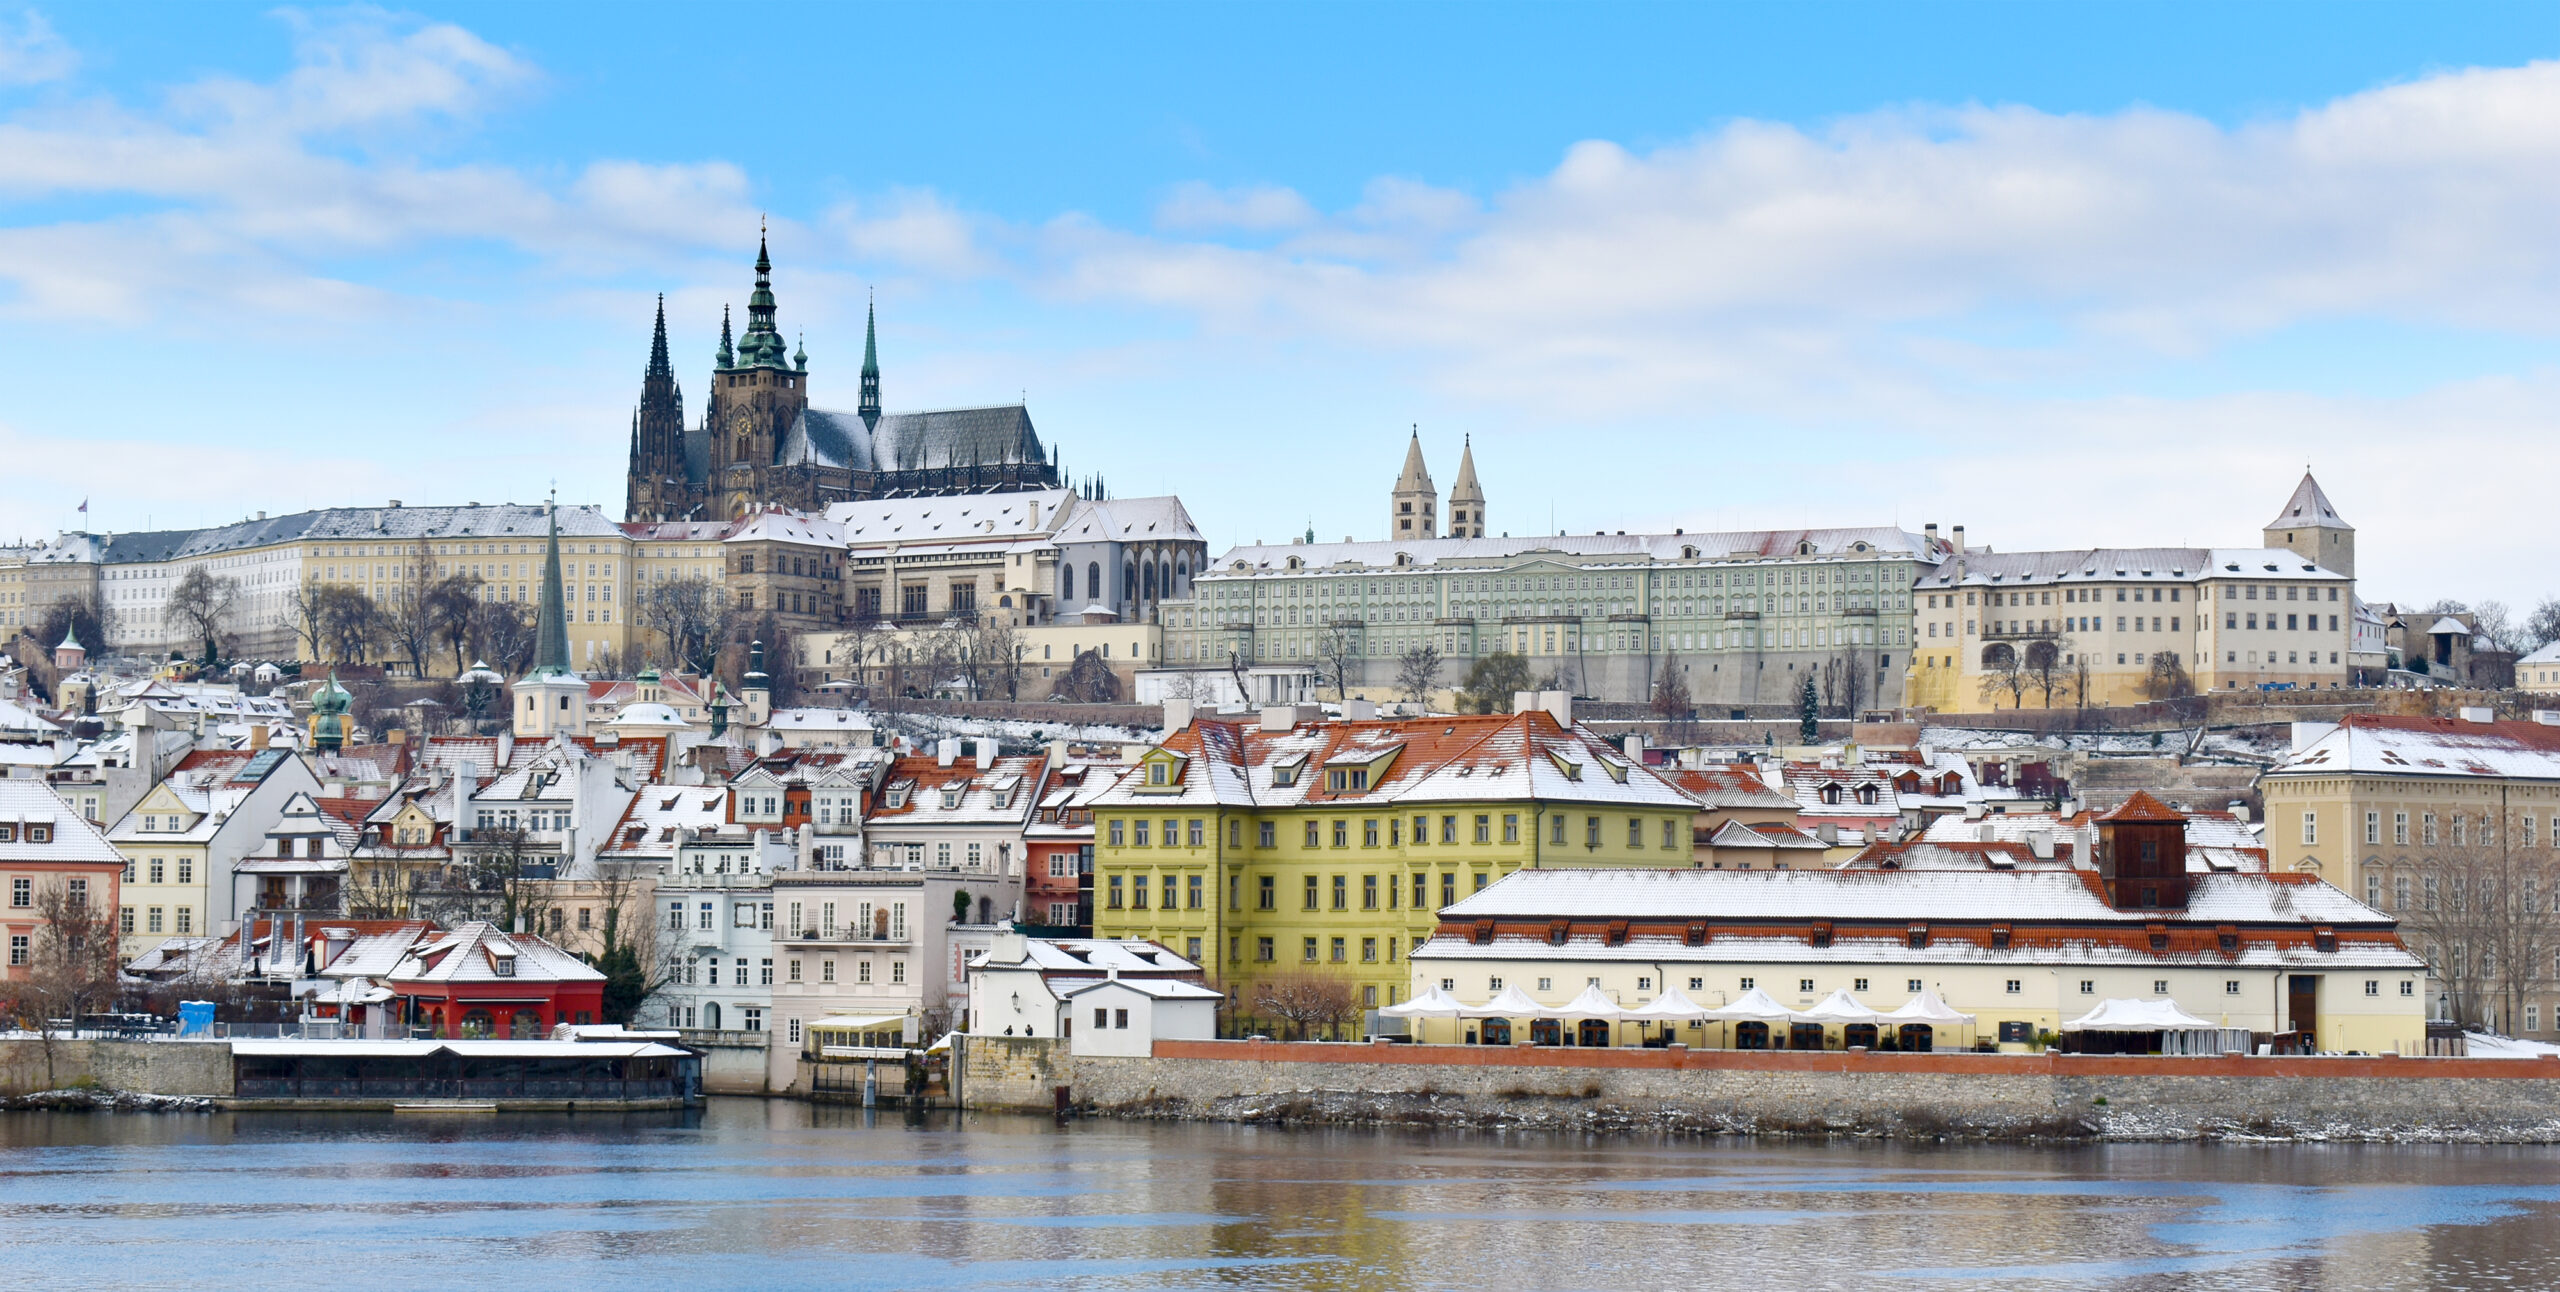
[1088,562,1102,602]
[1981,642,2016,669]
[1142,563,1156,600]
[1123,563,1136,601]
[1062,565,1075,603]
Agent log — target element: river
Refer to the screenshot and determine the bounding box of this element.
[4,1099,2558,1289]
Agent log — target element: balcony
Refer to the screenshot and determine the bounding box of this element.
[1723,610,1762,621]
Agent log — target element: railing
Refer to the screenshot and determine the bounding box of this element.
[234,1078,679,1100]
[212,1021,346,1040]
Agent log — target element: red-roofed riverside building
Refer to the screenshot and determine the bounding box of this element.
[1090,704,1700,1025]
[383,922,606,1039]
[2263,711,2560,1035]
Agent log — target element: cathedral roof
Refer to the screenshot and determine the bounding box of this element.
[2266,472,2350,532]
[781,404,1048,475]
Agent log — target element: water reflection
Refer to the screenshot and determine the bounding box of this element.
[0,1100,2554,1289]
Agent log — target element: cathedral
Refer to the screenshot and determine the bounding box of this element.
[624,237,1064,523]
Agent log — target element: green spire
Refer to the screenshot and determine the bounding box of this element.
[528,496,574,679]
[715,304,733,369]
[858,292,882,432]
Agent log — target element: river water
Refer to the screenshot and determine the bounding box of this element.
[4,1100,2559,1290]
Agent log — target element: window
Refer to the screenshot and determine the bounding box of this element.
[1132,875,1149,909]
[1441,872,1456,908]
[1106,876,1123,909]
[2423,813,2438,846]
[8,878,25,907]
[2365,980,2380,997]
[1303,875,1319,909]
[1332,821,1348,848]
[1361,937,1377,962]
[1257,937,1275,962]
[1362,875,1378,909]
[1332,874,1348,910]
[2226,980,2242,995]
[7,936,22,966]
[1330,937,1346,962]
[2005,979,2022,994]
[1629,817,1644,847]
[2401,981,2415,996]
[1188,875,1203,909]
[1363,820,1379,847]
[1739,977,1754,991]
[1301,937,1318,962]
[1188,819,1204,847]
[1585,816,1601,848]
[1907,979,1922,992]
[1551,815,1566,845]
[891,961,906,985]
[1442,815,1458,844]
[1258,821,1276,848]
[1502,813,1519,844]
[1109,820,1126,847]
[2301,812,2317,845]
[1304,821,1320,848]
[2394,812,2409,846]
[1258,875,1275,909]
[2365,811,2380,845]
[1134,821,1150,848]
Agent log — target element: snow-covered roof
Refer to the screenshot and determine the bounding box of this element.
[1057,977,1223,1001]
[1441,867,2387,926]
[1205,525,1929,575]
[0,780,121,866]
[970,936,1199,976]
[2269,714,2560,783]
[391,923,603,985]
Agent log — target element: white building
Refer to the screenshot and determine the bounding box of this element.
[650,826,793,1034]
[966,930,1210,1043]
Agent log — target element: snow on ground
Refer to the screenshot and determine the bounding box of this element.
[2463,1032,2560,1059]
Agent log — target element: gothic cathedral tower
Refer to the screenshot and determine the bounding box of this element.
[624,295,689,523]
[703,232,811,520]
[1390,427,1437,539]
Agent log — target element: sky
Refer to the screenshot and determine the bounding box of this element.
[1,3,2557,606]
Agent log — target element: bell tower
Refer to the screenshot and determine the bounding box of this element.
[1390,427,1436,540]
[2264,470,2354,579]
[1446,435,1486,539]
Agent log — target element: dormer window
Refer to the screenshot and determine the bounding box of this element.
[1326,768,1368,792]
[1148,763,1167,786]
[26,825,48,844]
[491,954,516,978]
[941,788,961,810]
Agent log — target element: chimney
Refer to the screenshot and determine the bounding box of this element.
[1259,706,1296,732]
[1924,522,1939,550]
[937,738,959,767]
[974,738,995,769]
[2028,829,2055,860]
[496,731,514,767]
[1343,697,1376,722]
[1623,732,1646,762]
[1163,697,1195,732]
[1511,690,1540,716]
[1540,690,1573,727]
[1817,822,1838,844]
[1977,821,1995,843]
[248,723,269,751]
[2459,706,2494,724]
[1951,525,1966,554]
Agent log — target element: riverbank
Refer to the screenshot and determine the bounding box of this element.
[959,1036,2560,1144]
[0,1088,214,1113]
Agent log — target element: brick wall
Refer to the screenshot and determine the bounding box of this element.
[996,1039,2560,1140]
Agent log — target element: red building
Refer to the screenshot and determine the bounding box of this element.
[383,922,607,1038]
[1024,759,1118,933]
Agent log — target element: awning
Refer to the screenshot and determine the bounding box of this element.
[1549,983,1624,1020]
[1621,986,1711,1022]
[2061,998,2218,1032]
[1794,988,1879,1025]
[1378,984,1466,1019]
[1704,986,1796,1023]
[1460,985,1550,1019]
[1882,987,1975,1026]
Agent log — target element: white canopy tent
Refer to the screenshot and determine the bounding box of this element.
[1622,986,1711,1023]
[2060,998,2218,1032]
[1704,986,1796,1022]
[1378,984,1467,1019]
[1550,983,1625,1020]
[1795,989,1880,1026]
[1461,985,1552,1019]
[1884,988,1975,1026]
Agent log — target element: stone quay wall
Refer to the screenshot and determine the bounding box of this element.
[0,1039,235,1098]
[966,1039,2560,1142]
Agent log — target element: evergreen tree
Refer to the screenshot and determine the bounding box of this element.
[1797,673,1820,744]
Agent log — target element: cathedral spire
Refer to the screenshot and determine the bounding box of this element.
[716,304,734,369]
[859,292,882,433]
[737,226,787,369]
[528,495,574,679]
[1447,433,1486,538]
[646,293,672,381]
[1390,425,1437,539]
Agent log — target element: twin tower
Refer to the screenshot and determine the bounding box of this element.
[1390,429,1487,541]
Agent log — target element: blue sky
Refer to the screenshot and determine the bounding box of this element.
[3,3,2557,603]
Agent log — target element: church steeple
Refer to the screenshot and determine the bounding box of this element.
[1390,425,1437,539]
[1447,434,1486,539]
[646,293,673,380]
[529,497,573,680]
[735,225,789,369]
[626,294,689,522]
[858,294,882,433]
[715,304,734,369]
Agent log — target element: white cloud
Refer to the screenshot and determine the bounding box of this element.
[1153,181,1317,233]
[0,9,74,87]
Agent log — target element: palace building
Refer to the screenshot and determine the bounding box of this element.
[624,237,1064,524]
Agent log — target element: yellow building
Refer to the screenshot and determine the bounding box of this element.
[2518,643,2560,695]
[1908,475,2359,712]
[2262,711,2560,1037]
[1088,705,1699,1025]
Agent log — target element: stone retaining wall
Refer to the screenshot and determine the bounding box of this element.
[983,1039,2560,1141]
[0,1039,235,1098]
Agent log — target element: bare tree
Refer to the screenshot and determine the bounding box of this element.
[2472,600,2517,653]
[426,572,486,675]
[973,619,1025,700]
[1395,644,1444,706]
[381,545,450,678]
[2023,636,2070,708]
[282,582,330,662]
[32,590,114,664]
[1315,625,1361,702]
[1049,649,1122,703]
[2394,816,2560,1033]
[163,567,239,665]
[1248,968,1363,1040]
[1457,649,1533,715]
[2141,649,2196,701]
[320,587,389,665]
[2524,597,2560,654]
[2070,651,2096,710]
[413,825,556,934]
[1975,642,2027,710]
[19,880,120,1085]
[637,575,724,674]
[1651,651,1695,743]
[478,600,537,675]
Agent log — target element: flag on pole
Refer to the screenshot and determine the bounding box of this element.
[76,498,87,514]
